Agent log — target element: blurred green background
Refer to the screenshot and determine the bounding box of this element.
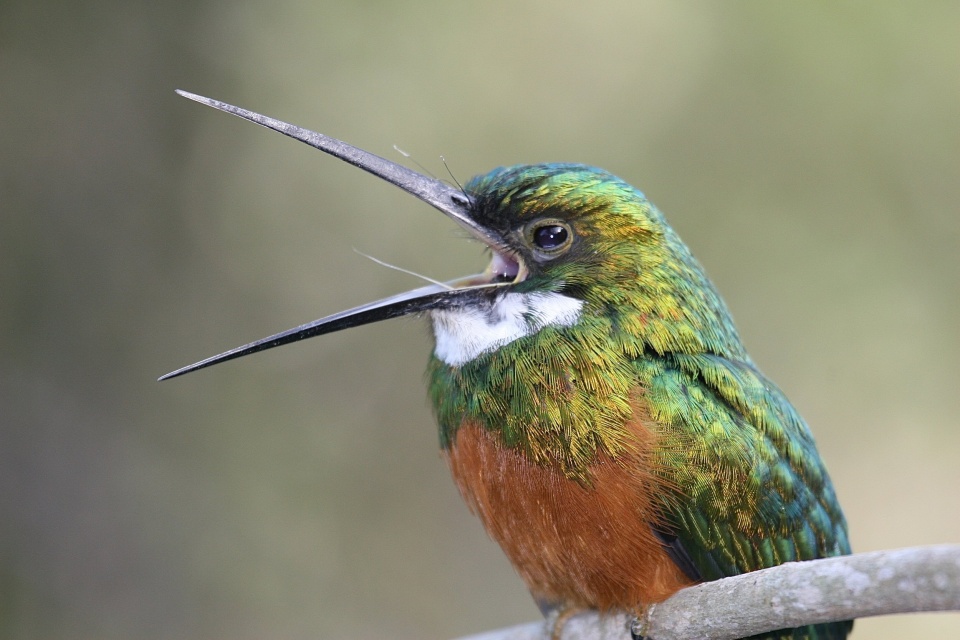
[2,2,958,639]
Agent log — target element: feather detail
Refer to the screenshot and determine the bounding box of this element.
[444,413,693,611]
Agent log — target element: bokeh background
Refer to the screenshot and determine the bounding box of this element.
[2,2,959,639]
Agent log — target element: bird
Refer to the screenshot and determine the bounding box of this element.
[162,91,852,640]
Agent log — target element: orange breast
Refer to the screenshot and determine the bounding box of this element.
[443,418,693,612]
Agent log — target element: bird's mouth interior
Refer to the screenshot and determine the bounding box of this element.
[451,249,526,289]
[488,251,521,283]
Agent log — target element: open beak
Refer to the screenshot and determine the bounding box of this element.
[160,91,523,381]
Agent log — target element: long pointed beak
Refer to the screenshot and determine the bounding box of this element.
[159,284,487,380]
[160,91,515,381]
[175,91,510,254]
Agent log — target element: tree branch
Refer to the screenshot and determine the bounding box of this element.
[454,545,960,640]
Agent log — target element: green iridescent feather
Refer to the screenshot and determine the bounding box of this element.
[428,164,851,639]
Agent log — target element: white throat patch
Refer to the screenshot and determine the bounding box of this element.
[430,291,584,367]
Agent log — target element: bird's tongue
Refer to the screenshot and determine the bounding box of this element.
[490,252,520,280]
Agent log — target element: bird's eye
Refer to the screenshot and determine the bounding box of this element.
[534,225,567,249]
[528,220,573,255]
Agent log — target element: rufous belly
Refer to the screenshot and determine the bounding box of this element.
[444,421,693,612]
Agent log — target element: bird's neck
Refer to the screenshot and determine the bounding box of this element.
[427,290,675,481]
[428,229,749,480]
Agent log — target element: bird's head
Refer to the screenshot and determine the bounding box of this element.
[161,94,741,381]
[463,163,671,298]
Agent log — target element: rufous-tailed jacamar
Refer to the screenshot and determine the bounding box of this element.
[162,91,852,640]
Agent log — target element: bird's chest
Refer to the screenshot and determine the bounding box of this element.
[427,305,644,473]
[442,421,692,611]
[427,295,692,607]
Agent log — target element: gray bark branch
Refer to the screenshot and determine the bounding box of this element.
[454,544,960,640]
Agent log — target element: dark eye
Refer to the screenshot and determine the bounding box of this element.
[533,224,569,250]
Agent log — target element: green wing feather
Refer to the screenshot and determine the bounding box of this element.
[641,352,852,639]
